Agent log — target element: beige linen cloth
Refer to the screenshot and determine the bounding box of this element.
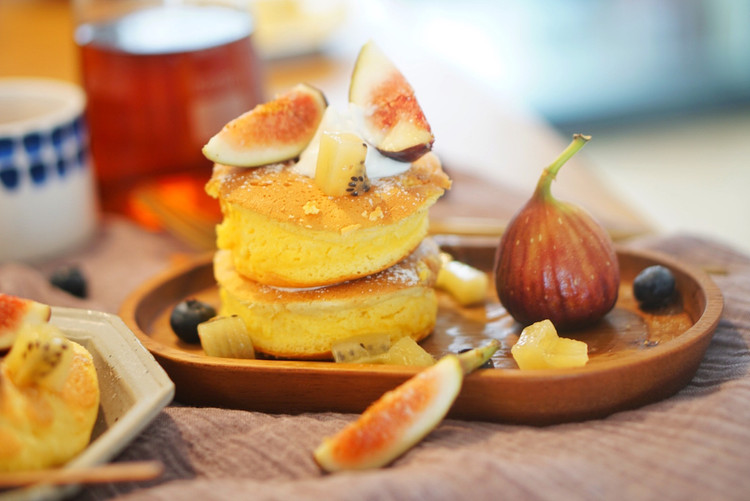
[1,217,749,501]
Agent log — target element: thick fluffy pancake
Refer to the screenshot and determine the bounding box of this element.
[213,238,442,359]
[206,152,450,287]
[0,340,99,471]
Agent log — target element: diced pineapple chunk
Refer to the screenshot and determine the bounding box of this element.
[314,131,369,196]
[198,315,255,359]
[436,253,488,306]
[378,336,435,367]
[511,319,588,370]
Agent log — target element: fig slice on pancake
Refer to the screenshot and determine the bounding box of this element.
[349,40,434,162]
[0,293,52,350]
[203,83,328,167]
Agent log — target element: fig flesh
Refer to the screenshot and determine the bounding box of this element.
[313,342,498,471]
[313,355,463,471]
[349,40,434,162]
[202,83,327,167]
[493,135,620,330]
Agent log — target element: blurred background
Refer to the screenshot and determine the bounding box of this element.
[340,0,750,254]
[2,0,749,252]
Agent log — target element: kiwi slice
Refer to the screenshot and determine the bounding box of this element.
[332,333,391,363]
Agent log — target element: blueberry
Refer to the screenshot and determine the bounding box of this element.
[458,347,494,369]
[50,265,88,298]
[170,299,216,344]
[633,265,676,308]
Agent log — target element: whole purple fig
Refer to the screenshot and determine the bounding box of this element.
[493,134,620,330]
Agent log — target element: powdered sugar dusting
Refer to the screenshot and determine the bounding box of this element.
[382,262,419,286]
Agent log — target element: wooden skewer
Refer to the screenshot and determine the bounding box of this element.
[428,216,649,242]
[0,461,164,488]
[429,217,506,237]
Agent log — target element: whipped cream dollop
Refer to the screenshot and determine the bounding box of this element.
[293,104,412,179]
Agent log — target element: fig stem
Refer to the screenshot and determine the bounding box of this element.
[535,134,591,199]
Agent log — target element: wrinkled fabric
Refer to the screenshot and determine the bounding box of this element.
[1,217,748,501]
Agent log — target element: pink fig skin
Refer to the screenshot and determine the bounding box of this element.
[377,141,433,163]
[349,41,434,163]
[493,135,620,330]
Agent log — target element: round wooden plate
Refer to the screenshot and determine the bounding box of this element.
[120,239,723,425]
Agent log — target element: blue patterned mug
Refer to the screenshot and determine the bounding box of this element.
[0,78,98,262]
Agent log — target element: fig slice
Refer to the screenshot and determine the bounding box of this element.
[349,40,434,162]
[0,293,52,350]
[313,355,463,472]
[313,341,498,472]
[202,83,328,167]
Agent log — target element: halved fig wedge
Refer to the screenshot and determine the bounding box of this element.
[203,83,328,167]
[313,342,498,472]
[349,40,434,162]
[313,355,463,472]
[0,293,52,350]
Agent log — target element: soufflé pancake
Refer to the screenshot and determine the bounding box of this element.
[214,239,442,359]
[206,151,449,287]
[202,40,450,359]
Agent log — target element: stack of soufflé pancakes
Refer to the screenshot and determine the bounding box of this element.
[202,41,451,360]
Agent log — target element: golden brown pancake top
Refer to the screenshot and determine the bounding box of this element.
[206,152,451,232]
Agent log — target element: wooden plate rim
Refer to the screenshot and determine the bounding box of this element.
[119,244,724,382]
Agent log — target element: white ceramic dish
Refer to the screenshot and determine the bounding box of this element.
[1,307,175,501]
